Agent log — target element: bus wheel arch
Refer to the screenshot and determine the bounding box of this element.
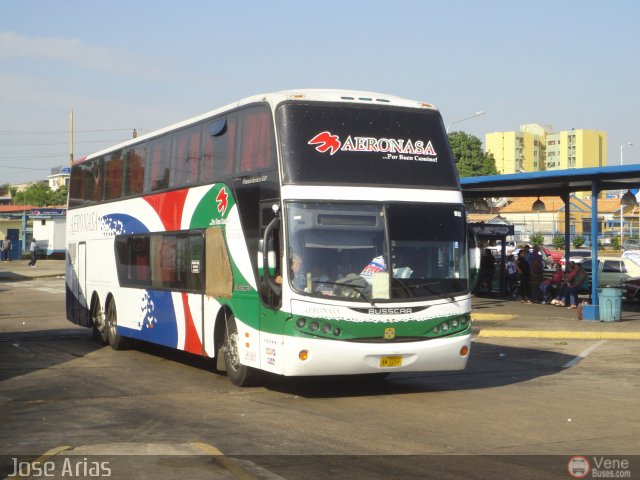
[105,294,132,350]
[90,292,107,345]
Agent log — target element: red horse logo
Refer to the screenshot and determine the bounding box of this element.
[308,131,341,155]
[216,187,228,215]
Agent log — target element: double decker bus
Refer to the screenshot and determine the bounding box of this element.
[66,90,476,386]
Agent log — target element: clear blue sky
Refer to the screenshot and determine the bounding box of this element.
[2,0,639,184]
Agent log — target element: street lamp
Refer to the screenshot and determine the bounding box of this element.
[446,111,486,133]
[620,142,633,249]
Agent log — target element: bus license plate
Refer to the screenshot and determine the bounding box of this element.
[379,355,402,367]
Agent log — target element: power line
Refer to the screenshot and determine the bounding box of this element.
[0,138,130,146]
[0,128,136,135]
[0,164,53,171]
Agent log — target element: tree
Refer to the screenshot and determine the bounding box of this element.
[11,182,66,207]
[573,234,585,248]
[552,234,565,250]
[529,233,544,246]
[448,131,498,178]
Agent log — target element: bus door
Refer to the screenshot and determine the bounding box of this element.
[76,242,89,326]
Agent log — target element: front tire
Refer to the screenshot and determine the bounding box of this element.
[223,314,255,386]
[106,299,131,350]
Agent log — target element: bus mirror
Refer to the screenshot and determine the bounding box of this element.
[263,216,281,297]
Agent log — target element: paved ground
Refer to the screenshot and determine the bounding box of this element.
[2,259,640,339]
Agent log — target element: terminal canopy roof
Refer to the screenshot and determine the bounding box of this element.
[460,164,640,198]
[459,163,640,318]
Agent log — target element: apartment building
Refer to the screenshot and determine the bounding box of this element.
[485,124,607,173]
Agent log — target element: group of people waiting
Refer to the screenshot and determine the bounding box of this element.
[503,245,588,309]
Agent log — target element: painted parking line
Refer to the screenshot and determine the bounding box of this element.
[477,330,640,340]
[563,339,607,368]
[191,442,288,480]
[4,446,72,480]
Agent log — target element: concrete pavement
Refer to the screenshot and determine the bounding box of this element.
[2,260,639,339]
[0,259,66,280]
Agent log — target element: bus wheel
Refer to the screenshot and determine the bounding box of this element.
[222,314,253,386]
[106,299,131,350]
[91,299,108,345]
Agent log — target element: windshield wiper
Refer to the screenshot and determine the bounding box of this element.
[314,280,375,306]
[392,280,456,301]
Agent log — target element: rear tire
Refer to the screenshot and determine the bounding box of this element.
[222,314,255,386]
[91,298,108,345]
[106,299,131,350]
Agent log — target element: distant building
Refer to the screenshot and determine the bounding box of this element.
[485,125,607,199]
[497,195,621,245]
[545,130,606,170]
[486,125,607,174]
[47,166,71,191]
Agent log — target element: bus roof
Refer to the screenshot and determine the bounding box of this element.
[77,89,438,163]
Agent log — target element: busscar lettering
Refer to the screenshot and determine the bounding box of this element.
[368,308,413,315]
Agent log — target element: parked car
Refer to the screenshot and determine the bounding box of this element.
[580,256,640,287]
[621,250,640,265]
[560,249,592,270]
[622,239,640,251]
[622,277,640,301]
[540,245,563,263]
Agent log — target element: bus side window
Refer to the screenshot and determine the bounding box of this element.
[147,136,172,192]
[236,107,276,174]
[188,232,204,291]
[201,115,236,183]
[172,124,201,187]
[124,145,146,196]
[83,158,104,203]
[104,149,124,200]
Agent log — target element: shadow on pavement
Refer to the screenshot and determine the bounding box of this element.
[257,341,575,398]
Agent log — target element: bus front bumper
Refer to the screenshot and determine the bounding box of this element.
[281,333,471,376]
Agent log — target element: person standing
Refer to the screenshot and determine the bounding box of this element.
[2,236,11,261]
[528,245,545,302]
[505,254,519,296]
[28,238,38,267]
[478,248,496,294]
[516,249,531,302]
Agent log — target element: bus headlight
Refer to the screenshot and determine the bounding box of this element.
[309,321,319,332]
[296,318,307,328]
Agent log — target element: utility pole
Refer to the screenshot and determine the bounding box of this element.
[69,109,74,167]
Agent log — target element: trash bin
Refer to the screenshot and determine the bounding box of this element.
[598,286,623,322]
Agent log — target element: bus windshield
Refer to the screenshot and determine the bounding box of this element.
[286,202,468,301]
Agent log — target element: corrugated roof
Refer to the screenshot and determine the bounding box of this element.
[498,196,623,214]
[0,205,35,213]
